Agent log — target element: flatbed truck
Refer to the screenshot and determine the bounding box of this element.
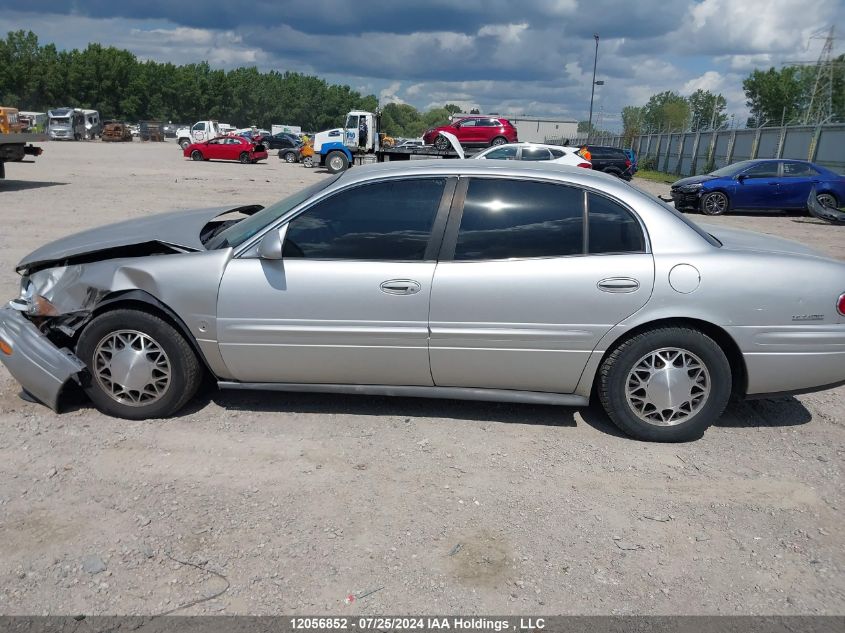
[0,131,46,179]
[306,110,466,173]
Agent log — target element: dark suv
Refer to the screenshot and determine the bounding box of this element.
[584,145,634,180]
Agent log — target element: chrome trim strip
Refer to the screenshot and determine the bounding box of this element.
[217,381,589,407]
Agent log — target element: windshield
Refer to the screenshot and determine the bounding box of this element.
[205,175,342,250]
[50,117,70,126]
[708,160,755,177]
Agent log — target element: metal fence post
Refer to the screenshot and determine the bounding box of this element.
[809,124,822,161]
[725,130,737,164]
[673,133,686,175]
[688,131,701,176]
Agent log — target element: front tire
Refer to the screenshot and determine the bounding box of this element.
[77,309,203,420]
[190,150,203,161]
[325,150,349,173]
[282,150,297,163]
[179,139,191,150]
[701,191,729,216]
[433,136,450,151]
[598,327,732,442]
[239,152,250,164]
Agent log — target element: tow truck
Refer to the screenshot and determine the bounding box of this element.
[303,110,464,173]
[0,107,45,180]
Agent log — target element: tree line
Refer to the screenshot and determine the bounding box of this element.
[622,57,844,143]
[0,29,465,136]
[0,30,383,132]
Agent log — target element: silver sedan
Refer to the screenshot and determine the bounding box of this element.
[1,161,844,441]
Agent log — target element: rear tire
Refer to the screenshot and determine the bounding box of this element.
[598,327,732,442]
[239,152,250,164]
[190,150,203,161]
[282,150,297,163]
[816,192,838,209]
[76,309,202,420]
[490,136,507,146]
[325,151,349,173]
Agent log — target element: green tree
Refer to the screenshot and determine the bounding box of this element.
[743,66,806,127]
[621,106,644,144]
[642,91,690,132]
[687,89,727,130]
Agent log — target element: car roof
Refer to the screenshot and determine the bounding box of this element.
[480,142,577,151]
[331,158,624,192]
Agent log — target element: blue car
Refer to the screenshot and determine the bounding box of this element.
[670,159,845,216]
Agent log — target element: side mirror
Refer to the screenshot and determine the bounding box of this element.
[737,174,747,182]
[257,225,288,260]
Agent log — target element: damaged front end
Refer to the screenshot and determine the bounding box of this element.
[0,306,87,410]
[0,204,263,410]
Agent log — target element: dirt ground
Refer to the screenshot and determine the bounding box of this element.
[0,141,843,616]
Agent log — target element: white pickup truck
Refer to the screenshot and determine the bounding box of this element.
[176,121,220,149]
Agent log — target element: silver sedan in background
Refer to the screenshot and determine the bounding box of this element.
[1,161,844,442]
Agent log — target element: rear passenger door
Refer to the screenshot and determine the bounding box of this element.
[779,161,819,208]
[429,178,654,394]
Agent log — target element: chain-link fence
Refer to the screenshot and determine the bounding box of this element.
[546,124,845,176]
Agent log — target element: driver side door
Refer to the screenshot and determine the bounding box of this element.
[216,177,454,386]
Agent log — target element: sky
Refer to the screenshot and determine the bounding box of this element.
[3,0,843,131]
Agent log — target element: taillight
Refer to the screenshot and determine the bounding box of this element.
[625,158,632,168]
[577,162,592,169]
[838,292,845,316]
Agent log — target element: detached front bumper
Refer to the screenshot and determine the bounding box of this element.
[670,189,701,209]
[0,306,86,410]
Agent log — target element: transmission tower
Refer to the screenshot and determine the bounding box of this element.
[804,26,836,124]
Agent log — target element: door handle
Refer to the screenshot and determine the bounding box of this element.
[597,277,640,293]
[380,279,421,295]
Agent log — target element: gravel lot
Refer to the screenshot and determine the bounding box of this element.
[0,141,843,616]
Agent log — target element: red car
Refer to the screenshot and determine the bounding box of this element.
[423,116,518,150]
[183,136,268,164]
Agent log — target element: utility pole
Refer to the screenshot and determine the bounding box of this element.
[587,33,600,139]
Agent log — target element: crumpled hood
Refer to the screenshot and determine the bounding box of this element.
[17,205,260,272]
[671,174,716,188]
[701,224,829,259]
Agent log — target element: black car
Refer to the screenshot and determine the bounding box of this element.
[583,145,634,180]
[259,132,302,162]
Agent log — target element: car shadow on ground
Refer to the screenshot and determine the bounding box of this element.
[0,180,68,192]
[207,388,579,428]
[715,396,813,428]
[54,384,813,437]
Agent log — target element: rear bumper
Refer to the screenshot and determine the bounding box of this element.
[0,307,86,410]
[726,324,845,395]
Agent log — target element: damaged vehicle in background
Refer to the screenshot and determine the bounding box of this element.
[1,161,845,442]
[183,135,268,164]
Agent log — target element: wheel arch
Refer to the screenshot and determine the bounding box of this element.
[702,187,732,209]
[87,290,215,378]
[588,316,747,399]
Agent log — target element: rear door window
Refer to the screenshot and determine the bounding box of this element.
[588,193,646,254]
[782,161,818,177]
[453,179,584,260]
[520,147,553,161]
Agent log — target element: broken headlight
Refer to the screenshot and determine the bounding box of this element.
[9,277,59,316]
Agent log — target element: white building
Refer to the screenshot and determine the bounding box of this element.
[452,113,578,144]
